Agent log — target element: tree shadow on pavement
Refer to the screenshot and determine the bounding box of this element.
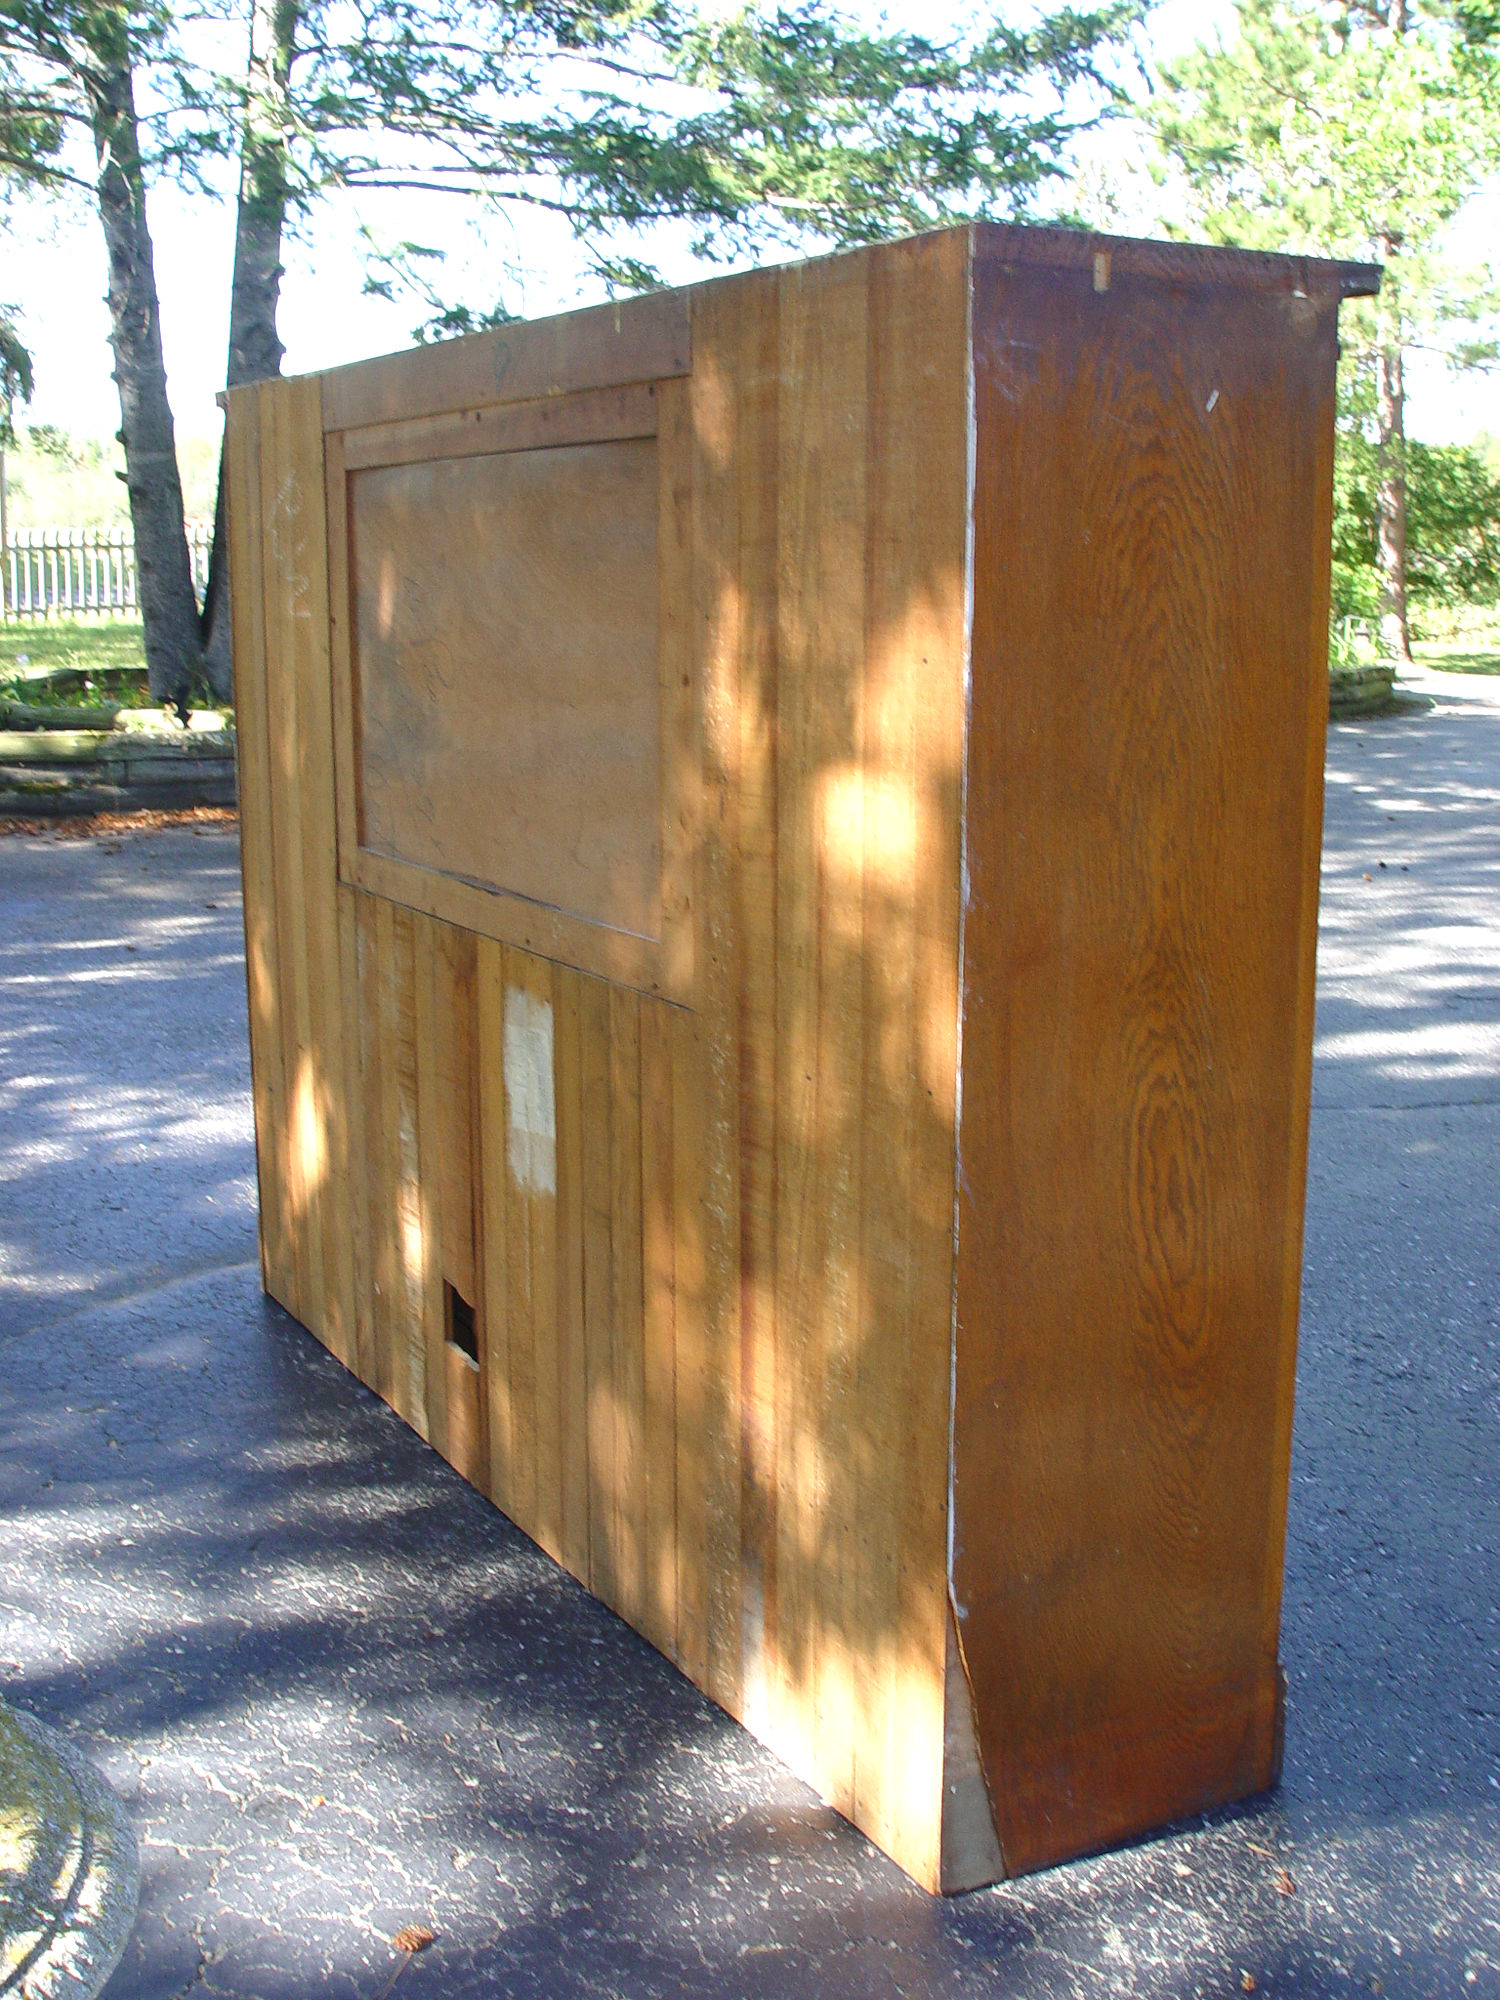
[0,747,1496,1998]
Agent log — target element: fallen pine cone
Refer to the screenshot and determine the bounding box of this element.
[392,1926,435,1953]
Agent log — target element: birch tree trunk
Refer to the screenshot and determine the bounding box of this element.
[1375,1,1412,662]
[85,34,202,711]
[201,0,300,700]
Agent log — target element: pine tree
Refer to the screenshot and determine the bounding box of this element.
[1149,0,1500,661]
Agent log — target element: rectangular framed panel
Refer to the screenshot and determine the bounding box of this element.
[327,379,696,1003]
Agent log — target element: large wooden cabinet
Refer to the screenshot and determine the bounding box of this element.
[228,221,1377,1891]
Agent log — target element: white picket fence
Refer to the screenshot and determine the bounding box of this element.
[1,523,213,621]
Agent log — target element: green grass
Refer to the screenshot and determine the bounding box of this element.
[1412,642,1500,676]
[1416,648,1496,680]
[0,619,150,703]
[1411,605,1500,673]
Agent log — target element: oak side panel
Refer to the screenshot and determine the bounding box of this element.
[955,242,1342,1875]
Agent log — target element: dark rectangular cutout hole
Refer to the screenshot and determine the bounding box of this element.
[445,1282,479,1370]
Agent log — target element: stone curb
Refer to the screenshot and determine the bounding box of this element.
[0,770,238,819]
[0,1702,138,2000]
[1329,661,1399,718]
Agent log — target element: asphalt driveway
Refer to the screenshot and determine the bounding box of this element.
[1,669,1495,1999]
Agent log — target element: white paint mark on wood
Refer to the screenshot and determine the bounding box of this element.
[504,985,556,1195]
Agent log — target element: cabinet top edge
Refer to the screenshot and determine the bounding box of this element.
[974,220,1380,301]
[220,219,1380,431]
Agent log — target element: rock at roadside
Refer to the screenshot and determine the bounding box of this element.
[0,1702,138,2000]
[1330,661,1398,718]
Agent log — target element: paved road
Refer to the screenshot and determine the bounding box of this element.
[0,672,1495,2000]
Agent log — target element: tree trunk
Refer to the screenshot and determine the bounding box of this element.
[1373,230,1412,666]
[85,38,203,712]
[201,0,300,701]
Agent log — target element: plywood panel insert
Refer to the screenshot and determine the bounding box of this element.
[352,435,662,940]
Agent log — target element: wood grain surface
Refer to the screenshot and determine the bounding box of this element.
[320,288,690,432]
[326,385,695,1002]
[951,230,1343,1876]
[232,222,1355,1894]
[352,436,663,936]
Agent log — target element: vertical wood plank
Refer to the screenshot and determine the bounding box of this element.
[354,892,388,1397]
[670,1007,708,1686]
[257,379,319,1327]
[499,946,540,1540]
[511,949,563,1563]
[285,375,354,1366]
[225,389,294,1307]
[689,272,782,1733]
[338,882,376,1389]
[856,230,970,1883]
[412,912,452,1462]
[367,894,401,1410]
[430,921,479,1307]
[579,972,616,1605]
[607,983,646,1628]
[772,249,870,1813]
[688,281,747,1718]
[640,997,678,1657]
[323,426,360,883]
[389,904,429,1437]
[1258,375,1338,1660]
[476,936,513,1516]
[553,965,590,1581]
[464,921,493,1502]
[656,376,698,1002]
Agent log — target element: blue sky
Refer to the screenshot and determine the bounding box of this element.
[5,0,1496,451]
